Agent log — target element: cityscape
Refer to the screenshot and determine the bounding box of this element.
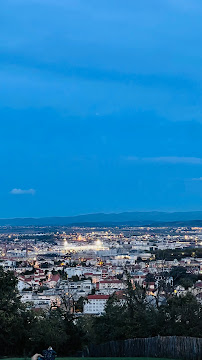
[1,223,202,314]
[2,0,202,358]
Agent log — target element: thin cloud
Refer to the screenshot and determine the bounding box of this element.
[10,188,36,195]
[167,0,201,13]
[124,156,202,165]
[192,177,202,181]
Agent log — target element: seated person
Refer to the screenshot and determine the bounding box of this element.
[42,346,57,360]
[31,353,43,360]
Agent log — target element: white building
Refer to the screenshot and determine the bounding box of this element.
[1,259,16,269]
[99,279,125,290]
[83,294,109,314]
[17,279,32,292]
[21,292,60,309]
[65,267,84,278]
[59,279,93,300]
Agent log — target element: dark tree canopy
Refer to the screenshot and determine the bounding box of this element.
[0,266,202,357]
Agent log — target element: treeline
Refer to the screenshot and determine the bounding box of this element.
[1,267,202,357]
[78,275,202,346]
[0,267,82,356]
[154,247,202,260]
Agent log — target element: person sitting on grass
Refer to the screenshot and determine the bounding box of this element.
[42,346,57,360]
[31,353,43,360]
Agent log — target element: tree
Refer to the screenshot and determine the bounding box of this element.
[71,275,80,282]
[29,310,68,354]
[170,266,197,289]
[92,272,157,343]
[0,267,30,356]
[58,268,67,280]
[75,296,85,313]
[145,273,155,283]
[93,293,127,343]
[117,273,123,280]
[76,315,97,346]
[123,271,155,338]
[51,269,58,275]
[169,266,187,285]
[179,277,194,290]
[158,293,202,336]
[0,267,82,356]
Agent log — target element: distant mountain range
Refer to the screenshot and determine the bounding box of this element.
[2,211,202,226]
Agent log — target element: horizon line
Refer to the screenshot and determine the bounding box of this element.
[2,209,202,220]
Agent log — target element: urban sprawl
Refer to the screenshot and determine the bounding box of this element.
[1,225,202,315]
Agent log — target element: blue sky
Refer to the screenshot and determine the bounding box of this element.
[1,0,202,217]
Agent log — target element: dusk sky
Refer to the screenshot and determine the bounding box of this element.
[1,0,202,218]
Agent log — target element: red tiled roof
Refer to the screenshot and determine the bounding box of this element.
[100,280,122,283]
[19,276,33,282]
[115,290,127,299]
[88,295,109,300]
[50,274,60,282]
[195,282,202,288]
[84,273,93,276]
[143,281,155,285]
[36,269,44,273]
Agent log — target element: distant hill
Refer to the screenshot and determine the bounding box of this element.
[2,211,202,226]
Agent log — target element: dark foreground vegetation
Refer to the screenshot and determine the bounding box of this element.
[154,247,202,261]
[0,267,202,357]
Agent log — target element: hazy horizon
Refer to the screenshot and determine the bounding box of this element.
[3,209,202,222]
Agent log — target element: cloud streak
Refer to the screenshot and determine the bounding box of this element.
[124,156,202,165]
[192,177,202,181]
[10,188,36,195]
